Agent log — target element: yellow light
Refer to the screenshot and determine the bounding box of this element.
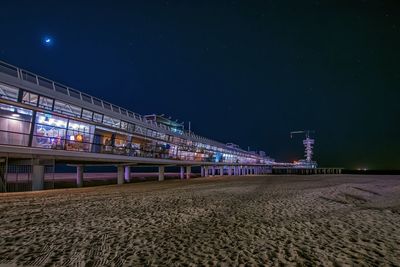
[76,134,83,142]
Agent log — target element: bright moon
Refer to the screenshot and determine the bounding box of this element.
[43,37,52,46]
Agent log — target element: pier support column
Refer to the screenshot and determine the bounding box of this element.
[201,166,205,177]
[205,166,209,177]
[211,166,216,176]
[76,165,84,188]
[32,165,45,191]
[186,166,191,179]
[180,166,185,179]
[117,166,124,185]
[124,166,131,183]
[158,166,165,181]
[228,166,232,176]
[220,167,224,176]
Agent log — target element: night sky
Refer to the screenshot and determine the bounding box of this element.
[1,1,399,169]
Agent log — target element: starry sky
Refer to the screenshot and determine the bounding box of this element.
[1,1,399,169]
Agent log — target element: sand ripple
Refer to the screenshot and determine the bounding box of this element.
[0,175,399,266]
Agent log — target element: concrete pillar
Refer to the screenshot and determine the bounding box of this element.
[180,166,185,179]
[32,165,45,191]
[201,166,205,177]
[76,165,84,188]
[220,167,224,176]
[228,166,232,176]
[124,166,131,183]
[205,166,209,177]
[211,166,216,176]
[117,166,124,185]
[158,166,165,181]
[186,166,191,179]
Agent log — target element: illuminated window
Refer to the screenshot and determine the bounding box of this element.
[54,100,81,117]
[103,115,120,128]
[93,112,103,123]
[22,91,38,106]
[120,121,128,130]
[0,83,19,101]
[33,112,67,149]
[0,103,32,146]
[135,125,144,135]
[82,109,93,121]
[127,123,135,133]
[38,96,53,110]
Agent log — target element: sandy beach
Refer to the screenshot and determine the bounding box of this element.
[0,174,399,266]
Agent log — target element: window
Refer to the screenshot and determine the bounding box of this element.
[0,83,19,101]
[33,112,67,149]
[134,125,144,135]
[103,115,120,128]
[93,112,103,123]
[127,123,135,133]
[120,121,128,130]
[82,109,93,121]
[66,119,95,152]
[38,96,54,110]
[54,100,81,117]
[0,103,32,146]
[22,91,39,106]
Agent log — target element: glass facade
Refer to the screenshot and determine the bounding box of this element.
[0,81,265,164]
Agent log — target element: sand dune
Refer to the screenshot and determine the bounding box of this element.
[0,175,399,266]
